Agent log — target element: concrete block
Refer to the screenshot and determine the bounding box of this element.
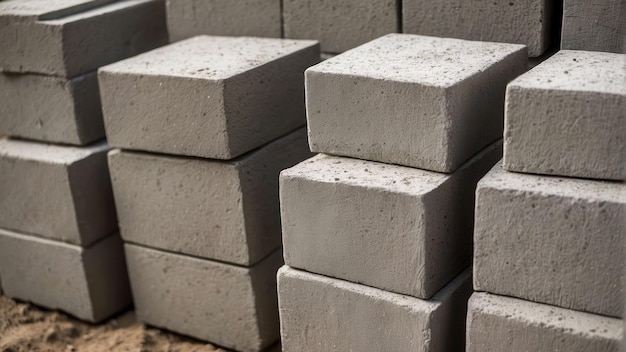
[278,266,472,352]
[125,244,282,352]
[403,0,552,57]
[0,228,131,323]
[0,0,167,77]
[109,129,311,266]
[467,292,623,352]
[504,50,626,180]
[0,71,103,145]
[166,0,281,42]
[99,36,319,159]
[0,138,117,246]
[306,34,526,173]
[280,140,501,299]
[561,0,625,53]
[283,0,398,53]
[474,162,625,317]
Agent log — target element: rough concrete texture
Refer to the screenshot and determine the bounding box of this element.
[561,0,625,53]
[0,0,167,77]
[99,36,319,159]
[0,138,117,246]
[166,0,281,42]
[283,0,398,53]
[280,140,501,299]
[125,244,282,352]
[0,229,131,323]
[474,162,625,318]
[467,292,623,352]
[403,0,552,57]
[0,71,103,145]
[278,266,472,352]
[306,34,527,173]
[504,50,626,180]
[109,129,311,266]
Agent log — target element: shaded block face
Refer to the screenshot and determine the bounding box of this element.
[0,72,103,145]
[467,292,623,352]
[504,50,626,180]
[125,244,282,352]
[166,0,281,42]
[561,0,625,54]
[108,129,311,265]
[474,163,625,318]
[306,34,527,172]
[0,229,131,323]
[403,0,552,57]
[0,0,167,77]
[283,0,397,53]
[99,36,319,159]
[278,266,471,352]
[281,141,501,299]
[0,139,117,246]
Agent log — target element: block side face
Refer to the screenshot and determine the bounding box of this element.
[561,0,625,53]
[125,244,264,351]
[249,250,284,350]
[108,151,249,264]
[283,0,398,53]
[71,72,106,144]
[166,0,282,41]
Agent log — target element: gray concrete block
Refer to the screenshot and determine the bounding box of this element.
[283,0,398,53]
[403,0,552,57]
[0,228,131,323]
[0,0,167,77]
[474,162,625,318]
[467,292,623,352]
[125,243,282,352]
[166,0,281,42]
[278,266,472,352]
[306,34,527,173]
[99,36,319,159]
[281,140,501,299]
[561,0,625,54]
[109,129,311,266]
[504,50,626,180]
[0,71,103,145]
[0,138,117,246]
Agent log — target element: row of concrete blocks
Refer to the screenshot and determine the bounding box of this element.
[165,0,625,55]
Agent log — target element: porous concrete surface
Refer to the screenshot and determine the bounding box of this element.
[99,36,319,159]
[166,0,281,42]
[504,50,626,180]
[0,71,103,145]
[403,0,552,57]
[283,0,397,53]
[0,0,167,77]
[306,34,527,173]
[109,129,311,266]
[467,292,623,352]
[561,0,625,53]
[0,138,117,246]
[278,266,472,352]
[125,244,283,352]
[474,162,625,318]
[0,229,131,323]
[280,140,501,299]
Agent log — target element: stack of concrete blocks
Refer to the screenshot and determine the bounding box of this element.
[98,35,320,352]
[561,0,625,54]
[0,0,167,322]
[277,34,528,351]
[467,50,625,351]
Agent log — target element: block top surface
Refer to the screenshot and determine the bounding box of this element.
[0,138,109,164]
[308,33,526,86]
[0,0,116,19]
[99,35,319,80]
[509,50,626,95]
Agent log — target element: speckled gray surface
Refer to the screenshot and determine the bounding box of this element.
[504,50,626,180]
[561,0,625,54]
[474,162,625,318]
